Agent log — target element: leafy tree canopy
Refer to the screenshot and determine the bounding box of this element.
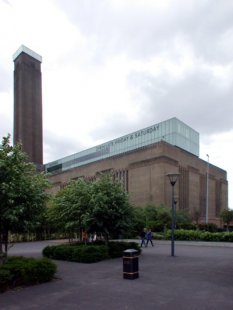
[87,175,133,242]
[0,135,50,259]
[131,204,192,233]
[50,175,134,243]
[51,179,92,232]
[220,209,233,229]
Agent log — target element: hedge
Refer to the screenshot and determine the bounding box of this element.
[0,256,57,293]
[163,229,233,242]
[43,241,141,262]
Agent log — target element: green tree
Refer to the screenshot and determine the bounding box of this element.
[0,135,50,262]
[155,206,171,231]
[176,210,192,229]
[51,179,92,237]
[144,204,158,226]
[87,175,134,244]
[220,209,233,231]
[130,204,171,232]
[130,207,146,237]
[191,208,201,225]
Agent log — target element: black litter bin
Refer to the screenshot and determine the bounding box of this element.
[123,249,139,279]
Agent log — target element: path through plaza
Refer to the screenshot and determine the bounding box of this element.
[1,240,233,310]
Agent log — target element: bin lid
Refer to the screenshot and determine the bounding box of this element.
[123,249,138,253]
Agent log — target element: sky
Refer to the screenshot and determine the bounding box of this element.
[0,0,233,208]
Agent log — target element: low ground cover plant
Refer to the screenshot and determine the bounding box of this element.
[43,241,141,263]
[0,256,57,293]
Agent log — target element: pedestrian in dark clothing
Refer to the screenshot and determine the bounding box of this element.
[146,229,154,247]
[140,229,147,247]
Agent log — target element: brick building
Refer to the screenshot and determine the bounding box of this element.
[45,118,228,226]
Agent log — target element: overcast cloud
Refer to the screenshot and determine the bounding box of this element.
[0,0,233,206]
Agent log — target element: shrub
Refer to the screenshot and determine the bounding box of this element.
[0,269,13,292]
[164,229,233,242]
[108,241,141,258]
[0,256,57,293]
[73,245,108,263]
[198,223,218,232]
[220,232,233,242]
[43,241,141,262]
[153,232,165,240]
[200,231,214,241]
[1,256,29,287]
[53,245,74,260]
[24,258,57,283]
[43,244,109,263]
[172,229,200,241]
[43,244,74,260]
[42,245,57,258]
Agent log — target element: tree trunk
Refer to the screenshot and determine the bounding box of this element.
[0,232,3,265]
[3,227,9,257]
[104,232,109,246]
[0,229,8,265]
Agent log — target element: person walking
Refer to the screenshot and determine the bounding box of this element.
[140,228,147,247]
[146,229,154,247]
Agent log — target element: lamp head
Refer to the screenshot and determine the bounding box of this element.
[167,173,180,186]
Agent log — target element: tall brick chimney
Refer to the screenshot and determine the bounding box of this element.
[13,45,43,169]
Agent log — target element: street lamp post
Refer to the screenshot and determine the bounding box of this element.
[174,197,178,229]
[206,154,209,224]
[167,173,179,257]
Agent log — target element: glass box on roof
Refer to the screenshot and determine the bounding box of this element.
[45,117,199,173]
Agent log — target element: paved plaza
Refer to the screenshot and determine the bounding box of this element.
[1,240,233,310]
